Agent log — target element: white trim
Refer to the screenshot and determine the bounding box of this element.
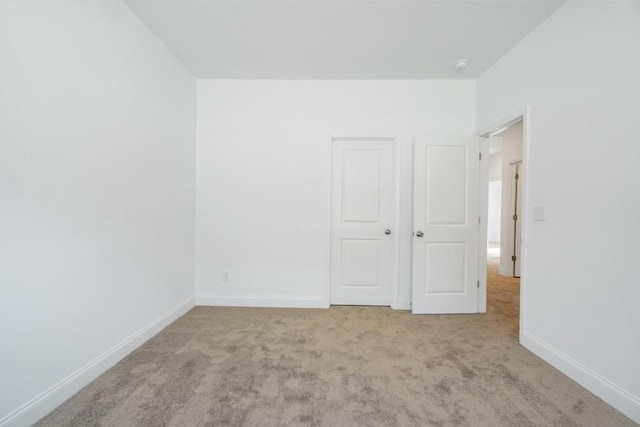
[522,332,640,423]
[391,136,402,309]
[196,295,327,308]
[396,298,411,311]
[0,297,195,427]
[476,108,527,138]
[477,137,489,313]
[519,108,531,343]
[396,133,414,312]
[323,134,333,308]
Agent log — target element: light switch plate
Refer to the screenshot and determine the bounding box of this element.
[534,206,546,221]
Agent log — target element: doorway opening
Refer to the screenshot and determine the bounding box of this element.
[481,115,526,340]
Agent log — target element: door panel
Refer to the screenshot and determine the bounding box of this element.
[426,146,467,225]
[331,138,395,305]
[412,135,479,314]
[340,239,380,286]
[342,150,381,222]
[425,242,466,293]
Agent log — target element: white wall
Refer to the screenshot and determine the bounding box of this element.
[499,122,523,275]
[487,181,502,243]
[487,151,503,243]
[0,1,196,425]
[196,80,476,308]
[477,1,640,422]
[488,151,503,182]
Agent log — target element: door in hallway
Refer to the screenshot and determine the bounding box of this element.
[330,138,396,305]
[412,135,479,314]
[511,161,523,277]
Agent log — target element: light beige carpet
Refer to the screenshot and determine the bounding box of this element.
[38,256,635,426]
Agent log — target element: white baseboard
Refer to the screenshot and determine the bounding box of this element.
[522,332,640,423]
[196,294,327,308]
[198,294,411,310]
[0,297,195,427]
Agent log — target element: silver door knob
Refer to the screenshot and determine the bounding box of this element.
[415,231,424,237]
[384,229,391,235]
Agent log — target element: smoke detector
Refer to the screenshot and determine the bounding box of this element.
[453,59,468,70]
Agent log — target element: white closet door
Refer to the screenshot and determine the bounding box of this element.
[330,138,396,306]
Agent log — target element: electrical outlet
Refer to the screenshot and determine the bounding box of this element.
[222,272,230,283]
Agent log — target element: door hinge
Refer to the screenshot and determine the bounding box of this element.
[479,153,482,161]
[512,214,518,221]
[477,280,480,288]
[478,217,481,225]
[511,255,517,262]
[515,173,519,180]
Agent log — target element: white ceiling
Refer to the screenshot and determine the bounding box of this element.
[124,0,564,79]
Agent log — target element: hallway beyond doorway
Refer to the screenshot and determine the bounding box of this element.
[487,243,520,339]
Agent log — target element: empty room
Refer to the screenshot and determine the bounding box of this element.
[1,0,639,426]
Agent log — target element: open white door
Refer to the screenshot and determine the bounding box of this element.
[412,135,479,314]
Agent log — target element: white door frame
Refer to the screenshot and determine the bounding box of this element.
[477,137,490,313]
[324,135,402,309]
[477,107,531,343]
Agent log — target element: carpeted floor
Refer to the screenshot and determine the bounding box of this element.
[38,254,635,426]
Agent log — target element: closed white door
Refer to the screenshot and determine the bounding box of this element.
[330,138,396,305]
[412,135,479,314]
